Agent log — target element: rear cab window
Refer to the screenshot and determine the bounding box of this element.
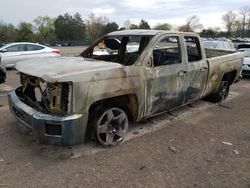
[184,36,202,62]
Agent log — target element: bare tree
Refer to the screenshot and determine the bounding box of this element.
[123,20,131,30]
[239,6,250,35]
[178,15,203,32]
[247,17,250,30]
[222,10,236,33]
[86,13,108,40]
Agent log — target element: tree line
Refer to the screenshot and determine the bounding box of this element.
[0,13,161,44]
[0,6,249,44]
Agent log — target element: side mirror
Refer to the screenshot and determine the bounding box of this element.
[0,49,7,53]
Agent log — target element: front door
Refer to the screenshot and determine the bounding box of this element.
[145,35,188,116]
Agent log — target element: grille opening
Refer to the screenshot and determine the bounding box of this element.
[45,123,62,136]
[19,73,72,115]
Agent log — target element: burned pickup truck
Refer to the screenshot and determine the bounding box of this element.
[8,30,244,146]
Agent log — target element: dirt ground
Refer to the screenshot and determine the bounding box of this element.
[0,51,250,187]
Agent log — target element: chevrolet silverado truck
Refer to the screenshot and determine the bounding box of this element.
[8,30,244,146]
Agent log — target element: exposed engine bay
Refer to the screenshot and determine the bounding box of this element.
[16,73,72,115]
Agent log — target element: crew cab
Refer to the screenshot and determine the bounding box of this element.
[8,30,244,146]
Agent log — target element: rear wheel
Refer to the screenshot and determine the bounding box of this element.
[207,81,230,103]
[94,107,129,147]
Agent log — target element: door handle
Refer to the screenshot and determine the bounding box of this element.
[200,67,208,72]
[177,70,187,76]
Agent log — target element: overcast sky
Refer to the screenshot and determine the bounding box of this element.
[0,0,249,29]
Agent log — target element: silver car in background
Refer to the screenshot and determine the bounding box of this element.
[0,42,60,68]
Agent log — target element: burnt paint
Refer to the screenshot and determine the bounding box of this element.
[150,86,200,114]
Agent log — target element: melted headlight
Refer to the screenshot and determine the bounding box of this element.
[20,73,72,115]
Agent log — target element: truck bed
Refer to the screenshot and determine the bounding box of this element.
[203,49,244,97]
[205,48,236,58]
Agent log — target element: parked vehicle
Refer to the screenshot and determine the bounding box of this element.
[203,40,235,51]
[8,30,244,146]
[238,44,250,76]
[0,42,60,68]
[0,55,6,84]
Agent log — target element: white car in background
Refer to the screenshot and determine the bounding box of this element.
[0,42,60,68]
[238,44,250,77]
[203,40,235,51]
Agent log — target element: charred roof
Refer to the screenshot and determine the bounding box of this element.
[107,29,195,36]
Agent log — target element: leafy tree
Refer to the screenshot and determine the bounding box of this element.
[178,15,203,32]
[130,24,139,29]
[100,22,119,35]
[54,12,86,41]
[16,22,35,42]
[200,29,216,37]
[73,12,86,40]
[139,19,151,29]
[33,16,56,41]
[0,22,18,42]
[54,13,72,40]
[154,23,172,30]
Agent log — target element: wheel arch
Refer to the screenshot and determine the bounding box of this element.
[85,94,139,141]
[222,70,237,85]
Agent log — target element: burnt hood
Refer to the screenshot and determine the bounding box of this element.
[15,57,124,83]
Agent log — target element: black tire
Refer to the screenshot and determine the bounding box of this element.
[92,106,129,147]
[207,81,230,103]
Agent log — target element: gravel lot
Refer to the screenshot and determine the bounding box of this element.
[0,48,250,187]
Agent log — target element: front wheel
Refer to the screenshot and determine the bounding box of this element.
[94,107,129,147]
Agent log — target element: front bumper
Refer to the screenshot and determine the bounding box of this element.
[8,89,89,145]
[0,66,6,84]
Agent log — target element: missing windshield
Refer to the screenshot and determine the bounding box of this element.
[81,35,152,66]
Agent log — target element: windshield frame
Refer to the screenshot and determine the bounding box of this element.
[80,34,154,66]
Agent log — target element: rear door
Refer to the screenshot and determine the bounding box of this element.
[144,34,189,116]
[184,35,208,100]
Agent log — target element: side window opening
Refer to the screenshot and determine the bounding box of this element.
[89,35,152,66]
[184,36,202,62]
[92,36,122,62]
[153,36,182,66]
